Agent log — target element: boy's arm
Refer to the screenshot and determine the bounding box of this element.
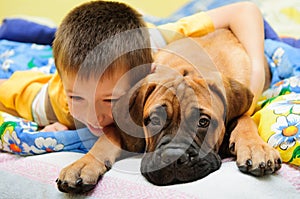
[0,94,20,117]
[0,71,75,130]
[206,2,265,115]
[0,79,20,116]
[0,71,53,120]
[157,12,215,44]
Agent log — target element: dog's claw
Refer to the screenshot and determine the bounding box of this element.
[246,159,252,167]
[277,158,282,165]
[229,143,235,153]
[267,160,272,167]
[275,158,282,171]
[259,162,266,169]
[264,160,274,175]
[239,158,283,177]
[104,160,112,171]
[76,178,83,186]
[238,159,254,173]
[56,178,62,185]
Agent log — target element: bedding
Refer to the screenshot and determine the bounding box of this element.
[0,112,97,155]
[0,0,299,198]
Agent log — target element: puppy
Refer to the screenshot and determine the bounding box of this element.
[57,29,281,193]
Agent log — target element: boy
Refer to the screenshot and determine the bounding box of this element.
[0,0,265,137]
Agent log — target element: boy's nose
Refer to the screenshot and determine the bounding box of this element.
[86,106,99,125]
[97,114,105,125]
[98,111,115,128]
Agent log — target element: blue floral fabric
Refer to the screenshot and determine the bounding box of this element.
[253,76,300,166]
[0,39,56,78]
[0,112,97,155]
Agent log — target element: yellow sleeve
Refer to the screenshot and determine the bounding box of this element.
[0,71,76,128]
[47,71,75,129]
[157,12,215,44]
[0,71,52,120]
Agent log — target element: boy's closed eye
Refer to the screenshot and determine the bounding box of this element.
[69,96,84,101]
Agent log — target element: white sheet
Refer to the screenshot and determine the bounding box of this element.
[1,152,298,199]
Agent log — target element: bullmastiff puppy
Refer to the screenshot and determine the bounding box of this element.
[57,29,282,193]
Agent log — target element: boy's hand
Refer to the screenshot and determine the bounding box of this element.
[40,122,68,132]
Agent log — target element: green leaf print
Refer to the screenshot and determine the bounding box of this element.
[0,121,17,138]
[288,146,300,163]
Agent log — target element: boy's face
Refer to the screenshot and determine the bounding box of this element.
[61,70,131,137]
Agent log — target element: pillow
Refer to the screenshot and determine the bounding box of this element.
[252,75,300,166]
[0,18,56,45]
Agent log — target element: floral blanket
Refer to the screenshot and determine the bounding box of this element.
[0,39,56,78]
[253,76,300,166]
[0,111,97,155]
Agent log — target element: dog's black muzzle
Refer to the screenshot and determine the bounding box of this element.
[140,135,222,185]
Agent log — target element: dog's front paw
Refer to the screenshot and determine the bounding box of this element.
[56,153,112,194]
[230,140,282,176]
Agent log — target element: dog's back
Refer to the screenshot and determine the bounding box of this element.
[154,29,251,88]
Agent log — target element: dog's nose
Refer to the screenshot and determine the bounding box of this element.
[161,148,185,165]
[160,147,198,165]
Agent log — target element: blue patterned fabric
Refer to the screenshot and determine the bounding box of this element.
[0,112,97,155]
[0,40,56,78]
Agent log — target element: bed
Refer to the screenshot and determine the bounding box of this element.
[0,0,299,198]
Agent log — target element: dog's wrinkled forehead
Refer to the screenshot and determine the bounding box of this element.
[143,73,225,120]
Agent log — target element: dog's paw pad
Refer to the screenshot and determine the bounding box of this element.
[56,178,97,194]
[251,162,268,176]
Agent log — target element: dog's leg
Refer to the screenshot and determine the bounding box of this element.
[56,126,122,193]
[229,115,282,176]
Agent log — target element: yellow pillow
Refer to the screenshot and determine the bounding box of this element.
[252,76,300,166]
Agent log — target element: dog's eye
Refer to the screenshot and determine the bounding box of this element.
[144,115,162,126]
[150,115,161,126]
[198,115,210,128]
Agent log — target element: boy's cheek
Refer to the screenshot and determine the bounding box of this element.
[70,111,86,127]
[68,105,82,122]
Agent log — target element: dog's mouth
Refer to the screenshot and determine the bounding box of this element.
[140,138,222,185]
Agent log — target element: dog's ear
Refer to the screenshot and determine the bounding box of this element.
[208,76,254,123]
[223,77,254,122]
[112,78,156,139]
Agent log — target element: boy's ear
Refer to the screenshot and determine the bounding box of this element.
[112,78,156,139]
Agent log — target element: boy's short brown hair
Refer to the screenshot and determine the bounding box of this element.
[53,0,153,85]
